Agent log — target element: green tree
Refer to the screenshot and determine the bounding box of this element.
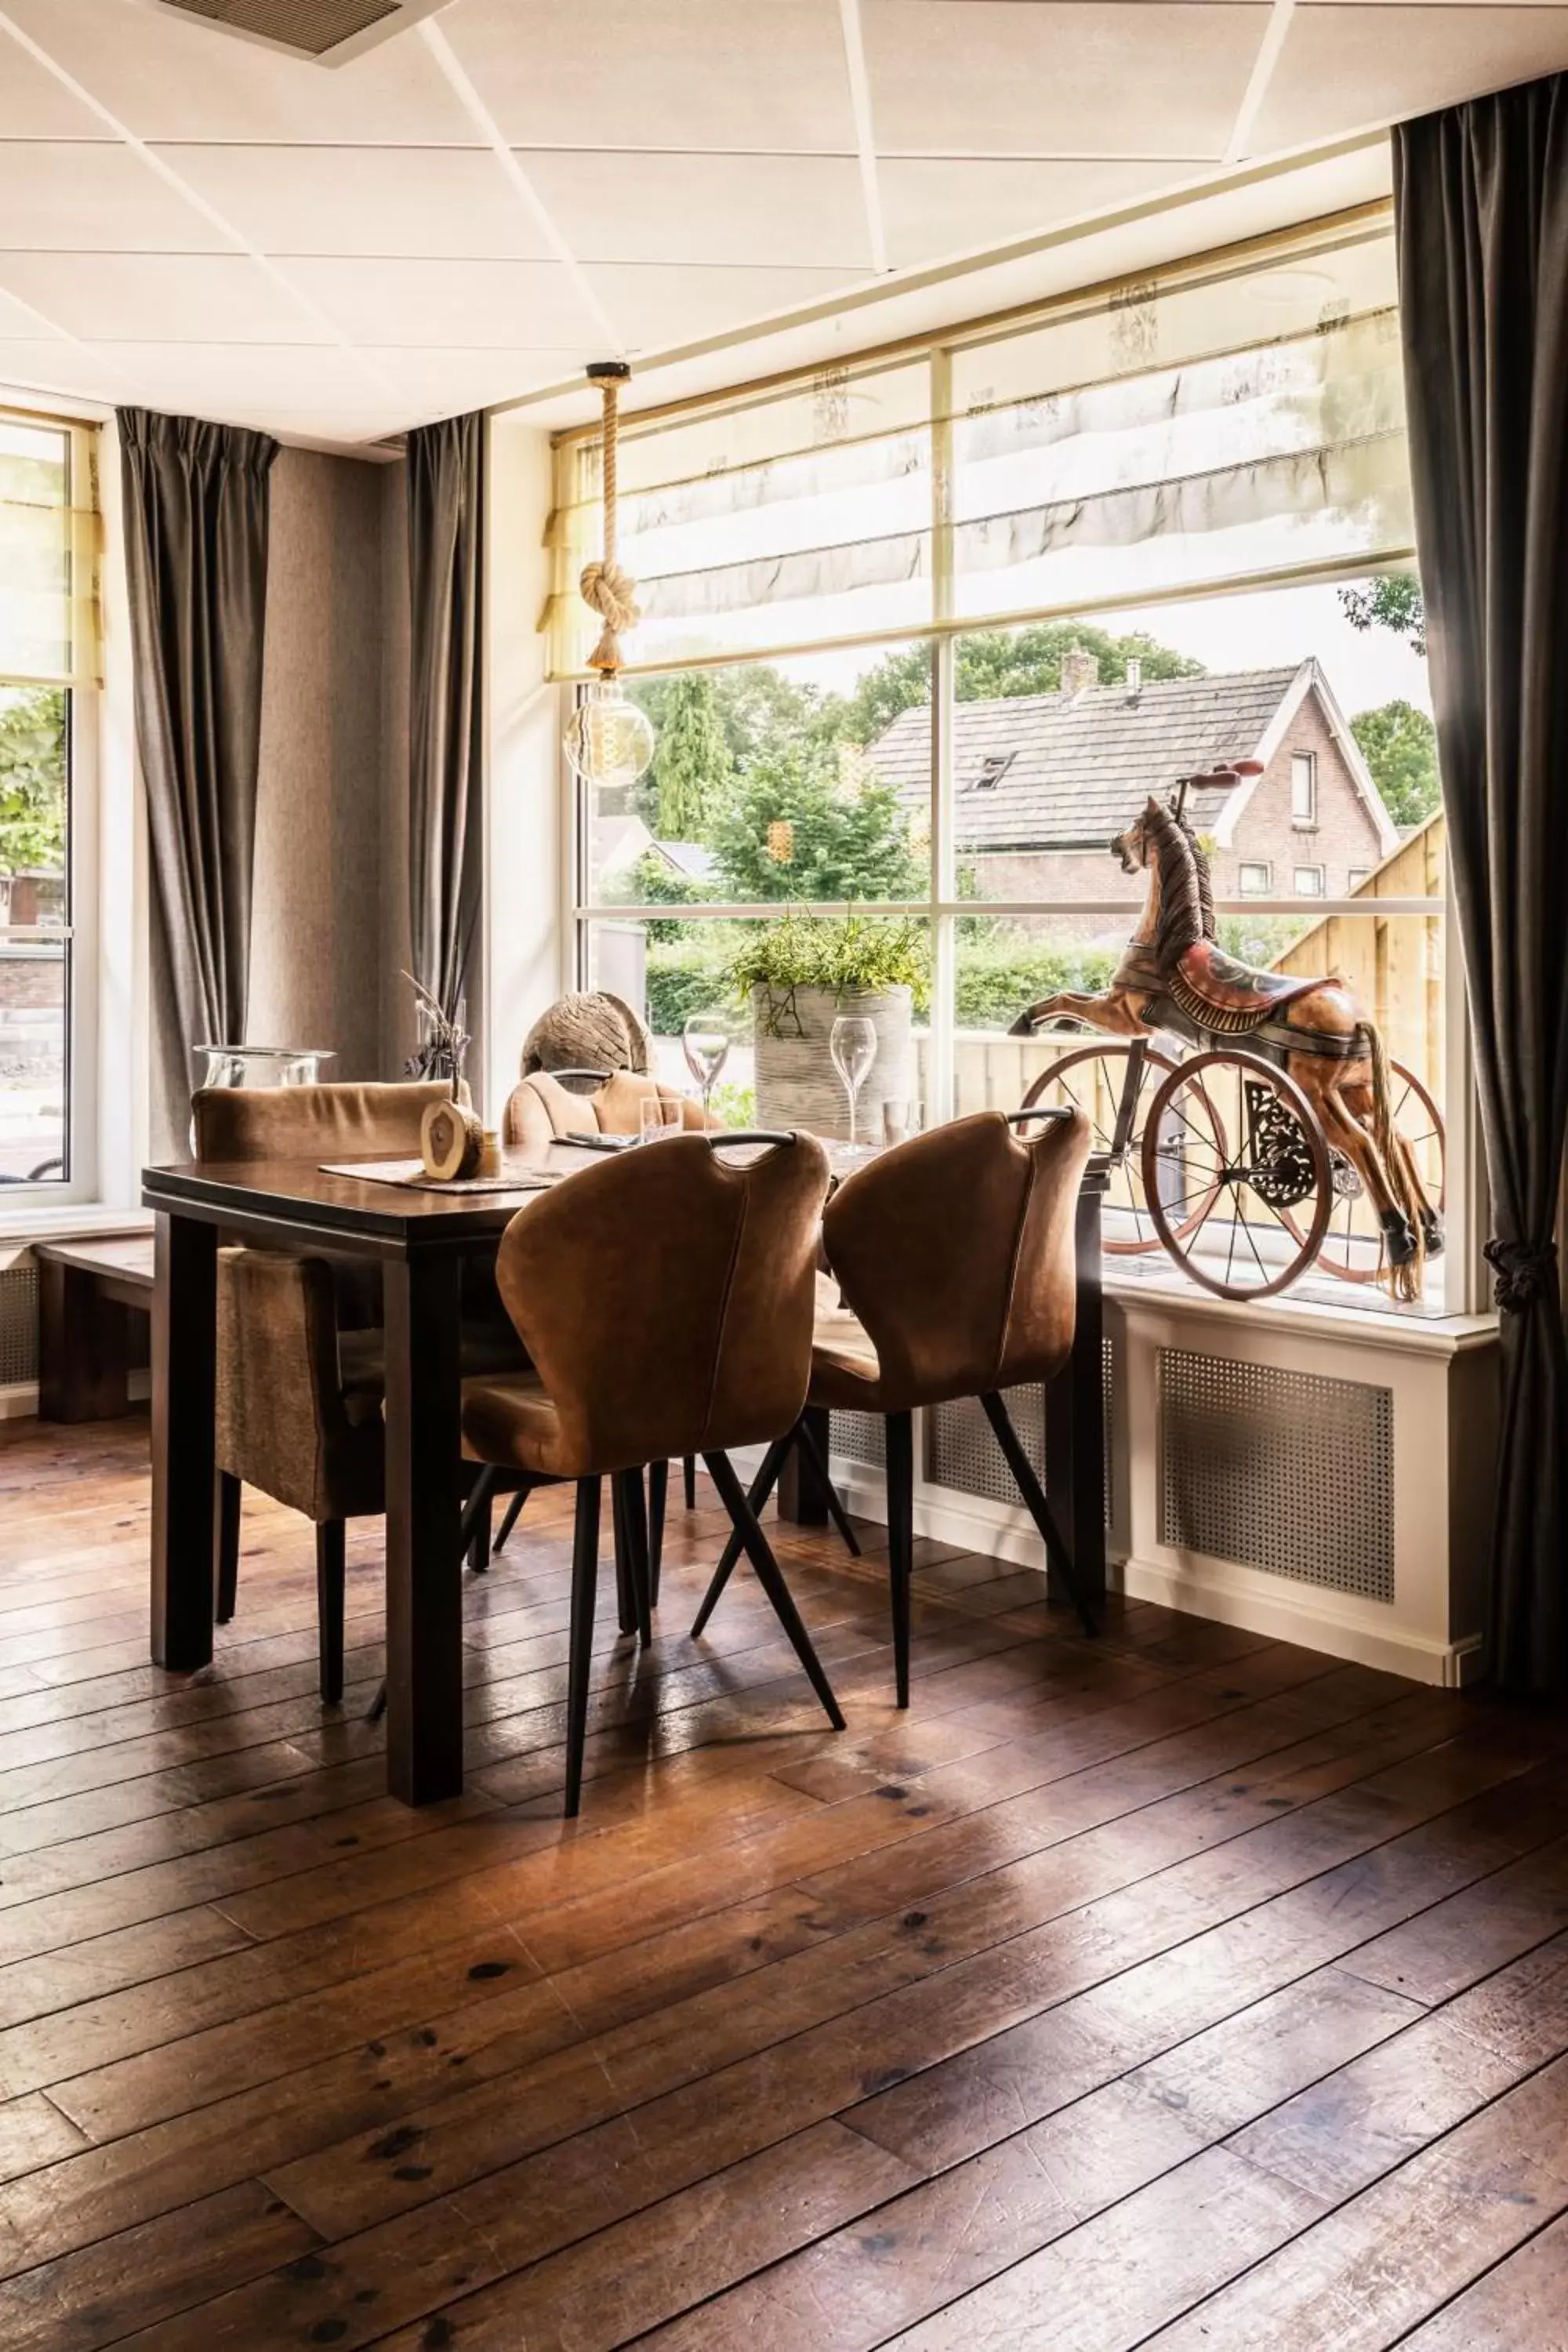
[630,662,826,778]
[643,673,731,839]
[1349,699,1440,827]
[0,688,67,876]
[829,622,1205,744]
[1339,572,1426,657]
[709,741,925,902]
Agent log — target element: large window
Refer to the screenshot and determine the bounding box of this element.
[0,412,97,1194]
[552,209,1457,1314]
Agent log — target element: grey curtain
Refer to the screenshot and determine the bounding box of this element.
[119,409,278,1135]
[1394,74,1568,1693]
[406,413,485,1077]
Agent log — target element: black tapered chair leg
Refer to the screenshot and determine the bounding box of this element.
[565,1475,602,1817]
[979,1389,1099,1637]
[793,1414,862,1557]
[611,1474,637,1636]
[683,1454,697,1511]
[615,1468,654,1646]
[464,1466,497,1573]
[703,1450,844,1731]
[689,1432,792,1636]
[884,1410,915,1707]
[215,1471,241,1624]
[493,1487,529,1551]
[648,1458,668,1608]
[316,1519,347,1705]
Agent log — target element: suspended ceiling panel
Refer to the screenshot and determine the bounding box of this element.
[0,0,1566,446]
[861,2,1270,157]
[444,0,862,153]
[158,143,558,260]
[1249,4,1568,151]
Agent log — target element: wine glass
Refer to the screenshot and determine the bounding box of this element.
[682,1011,731,1120]
[829,1014,877,1155]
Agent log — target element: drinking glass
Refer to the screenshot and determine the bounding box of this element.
[682,1011,731,1120]
[881,1098,924,1149]
[638,1095,682,1145]
[829,1014,877,1153]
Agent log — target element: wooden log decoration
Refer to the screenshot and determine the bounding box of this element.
[420,1097,486,1181]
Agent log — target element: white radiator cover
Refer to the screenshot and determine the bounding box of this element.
[826,1285,1497,1687]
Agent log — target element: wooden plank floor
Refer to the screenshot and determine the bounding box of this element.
[2,1416,1566,2351]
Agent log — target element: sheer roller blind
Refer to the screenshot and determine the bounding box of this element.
[544,211,1412,679]
[0,415,101,688]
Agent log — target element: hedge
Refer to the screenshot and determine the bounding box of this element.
[643,929,1116,1035]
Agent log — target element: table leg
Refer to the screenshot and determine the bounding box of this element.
[776,1402,831,1527]
[1044,1189,1106,1613]
[383,1253,465,1805]
[150,1210,218,1670]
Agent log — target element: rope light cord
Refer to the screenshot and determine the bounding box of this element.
[579,361,641,675]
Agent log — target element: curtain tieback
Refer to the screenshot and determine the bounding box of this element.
[1483,1236,1559,1313]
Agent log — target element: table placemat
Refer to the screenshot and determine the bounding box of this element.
[318,1158,564,1194]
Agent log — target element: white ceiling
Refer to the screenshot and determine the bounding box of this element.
[1,0,1566,448]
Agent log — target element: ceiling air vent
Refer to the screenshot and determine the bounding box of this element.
[136,0,452,66]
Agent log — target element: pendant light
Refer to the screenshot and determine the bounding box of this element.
[562,360,656,795]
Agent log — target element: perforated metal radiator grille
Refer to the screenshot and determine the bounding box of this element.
[831,1410,885,1468]
[1158,1348,1394,1602]
[0,1265,38,1385]
[833,1338,1115,1526]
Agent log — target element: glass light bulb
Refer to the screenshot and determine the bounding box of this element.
[563,679,656,792]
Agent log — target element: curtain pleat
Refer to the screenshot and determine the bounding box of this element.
[118,408,278,1141]
[1394,74,1568,1692]
[406,413,485,1073]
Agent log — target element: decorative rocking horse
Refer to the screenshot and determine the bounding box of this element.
[1011,768,1445,1302]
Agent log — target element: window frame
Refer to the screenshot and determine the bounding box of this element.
[1290,749,1319,827]
[1238,861,1272,896]
[559,205,1472,1322]
[0,411,100,1207]
[1293,863,1327,897]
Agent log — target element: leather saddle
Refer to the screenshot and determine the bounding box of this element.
[1165,940,1326,1038]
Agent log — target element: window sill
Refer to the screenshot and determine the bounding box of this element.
[1103,1261,1497,1356]
[0,1202,152,1250]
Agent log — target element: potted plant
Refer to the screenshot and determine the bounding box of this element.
[724,913,927,1139]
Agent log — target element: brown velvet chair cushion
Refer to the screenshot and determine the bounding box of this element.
[191,1080,465,1163]
[201,1081,521,1523]
[216,1248,385,1522]
[812,1109,1091,1414]
[501,1069,715,1155]
[463,1132,830,1480]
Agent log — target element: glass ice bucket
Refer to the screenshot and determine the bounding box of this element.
[195,1044,334,1091]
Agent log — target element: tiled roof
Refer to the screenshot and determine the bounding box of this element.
[867,666,1304,849]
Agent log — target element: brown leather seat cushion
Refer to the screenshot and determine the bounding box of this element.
[461,1370,570,1478]
[808,1285,885,1411]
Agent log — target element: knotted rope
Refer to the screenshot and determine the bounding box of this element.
[1484,1236,1559,1314]
[579,369,641,674]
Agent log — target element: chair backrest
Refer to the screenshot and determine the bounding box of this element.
[822,1108,1091,1410]
[502,1068,715,1152]
[191,1080,461,1163]
[493,1131,829,1475]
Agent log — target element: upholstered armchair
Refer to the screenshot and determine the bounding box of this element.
[194,1081,521,1701]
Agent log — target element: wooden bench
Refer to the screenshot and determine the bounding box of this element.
[34,1236,154,1423]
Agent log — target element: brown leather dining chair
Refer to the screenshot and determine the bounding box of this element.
[194,1081,523,1702]
[691,1106,1097,1705]
[459,1127,845,1814]
[495,1063,720,1563]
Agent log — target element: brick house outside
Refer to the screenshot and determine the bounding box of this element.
[866,652,1398,911]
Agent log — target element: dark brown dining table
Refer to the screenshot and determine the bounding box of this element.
[141,1141,1109,1807]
